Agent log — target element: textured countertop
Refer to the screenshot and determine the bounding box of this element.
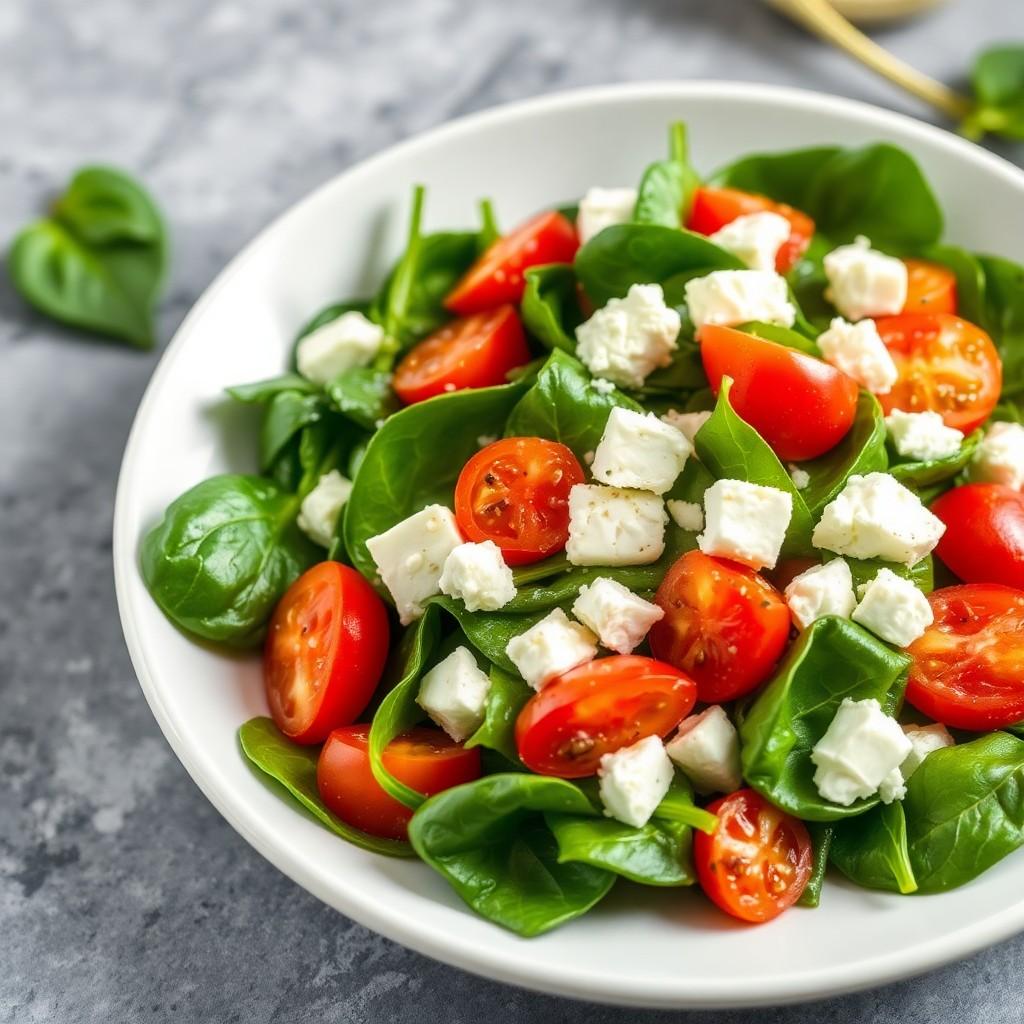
[2,0,1024,1020]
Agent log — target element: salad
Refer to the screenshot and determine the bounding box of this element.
[141,122,1024,936]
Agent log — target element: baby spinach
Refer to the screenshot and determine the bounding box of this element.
[408,773,615,937]
[845,555,934,595]
[830,802,917,894]
[798,823,834,908]
[466,666,532,765]
[521,264,582,353]
[888,430,981,490]
[709,146,841,208]
[260,390,325,471]
[227,374,317,403]
[917,244,987,327]
[238,717,412,857]
[324,368,400,430]
[430,596,548,674]
[633,122,701,229]
[634,340,708,397]
[478,197,501,249]
[9,166,167,348]
[739,616,912,822]
[141,475,317,647]
[963,44,1024,141]
[980,256,1024,420]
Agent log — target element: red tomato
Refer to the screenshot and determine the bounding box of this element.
[875,313,1002,434]
[454,436,585,566]
[317,725,481,840]
[264,563,390,744]
[903,258,957,314]
[932,484,1024,589]
[649,551,792,703]
[695,789,813,924]
[687,186,815,273]
[515,656,697,778]
[445,211,579,315]
[700,325,859,461]
[906,584,1024,731]
[392,305,530,406]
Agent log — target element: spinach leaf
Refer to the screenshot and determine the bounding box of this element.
[521,264,582,353]
[633,122,701,229]
[963,45,1024,141]
[845,555,934,595]
[325,368,400,430]
[741,320,821,357]
[979,256,1024,419]
[798,823,834,908]
[238,717,412,857]
[430,596,548,674]
[227,374,317,403]
[466,666,532,765]
[478,198,501,249]
[408,773,615,936]
[141,474,316,647]
[709,146,841,207]
[634,340,708,397]
[830,802,917,894]
[917,244,987,326]
[260,391,325,471]
[888,430,981,490]
[739,616,912,821]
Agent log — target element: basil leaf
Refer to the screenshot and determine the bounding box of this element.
[521,264,582,353]
[325,368,400,430]
[466,666,532,765]
[798,823,834,908]
[53,166,163,246]
[963,45,1024,141]
[830,801,917,894]
[633,122,701,228]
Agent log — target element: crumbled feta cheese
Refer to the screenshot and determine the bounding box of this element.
[852,568,933,647]
[823,236,908,321]
[698,479,793,570]
[788,464,810,490]
[901,723,954,779]
[666,500,704,532]
[296,470,352,548]
[811,697,912,806]
[886,409,964,461]
[296,310,386,384]
[575,283,681,389]
[812,472,945,567]
[438,540,516,612]
[784,558,857,630]
[816,317,899,395]
[684,270,796,332]
[665,706,742,795]
[708,211,792,272]
[505,608,597,690]
[969,421,1024,490]
[598,735,675,828]
[566,485,668,566]
[577,186,638,245]
[661,409,711,444]
[366,504,463,624]
[591,407,692,495]
[590,377,617,395]
[572,577,664,655]
[877,768,907,805]
[416,647,491,742]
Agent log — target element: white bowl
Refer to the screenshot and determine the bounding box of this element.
[114,81,1024,1009]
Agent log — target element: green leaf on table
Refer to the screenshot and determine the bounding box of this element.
[521,264,583,353]
[963,45,1024,141]
[633,121,701,229]
[53,166,164,246]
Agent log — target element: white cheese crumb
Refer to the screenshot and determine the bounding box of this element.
[885,409,964,461]
[969,421,1024,490]
[684,269,796,332]
[505,608,597,690]
[666,500,704,532]
[598,735,675,828]
[438,540,517,612]
[572,577,664,655]
[698,478,793,570]
[817,317,899,395]
[709,211,792,272]
[784,559,857,630]
[296,470,353,548]
[823,236,908,321]
[577,187,638,245]
[591,407,692,495]
[851,568,934,648]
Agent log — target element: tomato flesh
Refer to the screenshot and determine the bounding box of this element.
[515,656,697,778]
[932,484,1024,589]
[695,789,813,923]
[903,258,957,314]
[264,562,390,744]
[875,313,1002,434]
[649,551,791,703]
[455,436,585,566]
[317,725,481,840]
[907,584,1024,731]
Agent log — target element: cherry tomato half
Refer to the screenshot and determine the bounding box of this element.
[317,725,481,840]
[649,551,792,703]
[515,656,697,778]
[454,436,585,566]
[264,562,390,744]
[932,484,1024,589]
[687,186,815,273]
[903,258,957,315]
[875,313,1002,434]
[700,325,859,461]
[906,584,1024,731]
[445,210,579,315]
[695,789,813,924]
[392,304,530,406]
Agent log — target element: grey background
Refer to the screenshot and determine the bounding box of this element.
[2,0,1023,1020]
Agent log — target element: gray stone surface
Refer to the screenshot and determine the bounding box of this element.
[2,0,1024,1020]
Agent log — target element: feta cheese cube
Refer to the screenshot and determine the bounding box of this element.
[661,409,711,444]
[366,504,463,624]
[416,647,491,742]
[572,577,664,655]
[901,723,954,779]
[969,421,1024,490]
[296,470,352,548]
[877,768,907,805]
[566,485,668,566]
[576,186,638,245]
[817,317,899,395]
[575,284,680,389]
[811,697,912,806]
[505,608,597,690]
[788,464,810,490]
[823,236,908,321]
[591,407,692,495]
[698,479,793,570]
[885,409,964,461]
[666,500,704,532]
[296,310,386,384]
[665,706,742,795]
[852,568,933,647]
[439,540,516,612]
[598,735,675,828]
[784,558,857,630]
[684,270,796,332]
[812,472,944,567]
[708,211,792,272]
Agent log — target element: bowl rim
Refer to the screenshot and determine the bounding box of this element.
[113,79,1024,1009]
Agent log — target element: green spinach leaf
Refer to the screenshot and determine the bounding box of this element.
[325,368,400,430]
[633,122,701,229]
[980,255,1024,419]
[227,374,318,403]
[260,391,325,471]
[521,264,582,353]
[888,430,981,490]
[844,555,934,595]
[466,666,532,764]
[709,146,841,208]
[798,823,834,908]
[830,801,917,894]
